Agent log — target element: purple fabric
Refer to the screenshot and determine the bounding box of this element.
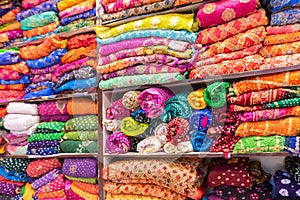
[62,158,97,178]
[274,170,300,199]
[106,98,131,120]
[0,182,21,196]
[208,195,225,200]
[105,131,130,154]
[31,169,61,189]
[28,140,60,149]
[138,87,174,118]
[31,63,60,75]
[40,115,70,122]
[30,73,52,83]
[2,29,23,40]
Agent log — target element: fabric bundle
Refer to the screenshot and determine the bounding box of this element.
[191,0,269,79]
[96,13,204,89]
[103,158,209,199]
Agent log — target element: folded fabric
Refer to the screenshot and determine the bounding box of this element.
[136,136,163,153]
[271,8,300,26]
[95,13,198,39]
[3,133,27,145]
[285,156,300,182]
[0,50,21,65]
[268,0,300,12]
[64,115,98,131]
[196,0,256,28]
[60,9,95,26]
[28,133,64,142]
[60,140,97,153]
[54,77,97,93]
[166,117,190,145]
[8,124,37,135]
[65,183,85,200]
[232,70,300,96]
[22,0,46,9]
[62,158,97,178]
[37,189,66,199]
[17,0,59,21]
[4,114,39,132]
[60,46,96,64]
[67,98,97,115]
[65,175,97,184]
[38,100,68,116]
[69,182,98,200]
[0,7,21,26]
[40,115,70,122]
[26,158,61,178]
[38,174,65,194]
[27,146,59,155]
[20,11,59,31]
[0,29,22,43]
[104,0,159,13]
[210,135,240,152]
[267,24,300,35]
[120,117,149,136]
[103,119,121,132]
[30,73,52,83]
[5,145,27,155]
[67,33,96,50]
[105,132,130,154]
[106,98,131,120]
[0,2,12,17]
[54,66,96,90]
[0,158,30,174]
[190,130,211,152]
[0,21,20,33]
[20,36,66,60]
[0,90,24,102]
[27,140,60,149]
[31,169,61,189]
[23,21,59,39]
[0,165,29,182]
[138,87,174,119]
[260,40,300,57]
[0,61,29,74]
[285,137,300,156]
[57,0,86,11]
[63,131,97,141]
[233,135,285,153]
[0,75,29,85]
[264,31,300,46]
[36,122,65,132]
[274,170,300,199]
[0,68,22,80]
[24,88,54,99]
[159,93,192,123]
[25,48,67,69]
[0,84,25,91]
[97,30,198,45]
[197,9,268,45]
[7,102,38,115]
[59,0,95,19]
[204,82,229,109]
[106,193,162,200]
[31,63,59,75]
[55,17,95,33]
[189,109,212,132]
[260,53,300,70]
[0,182,21,196]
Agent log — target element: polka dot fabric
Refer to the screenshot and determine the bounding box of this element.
[38,174,65,193]
[26,158,62,178]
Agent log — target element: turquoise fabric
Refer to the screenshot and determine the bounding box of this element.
[20,11,59,30]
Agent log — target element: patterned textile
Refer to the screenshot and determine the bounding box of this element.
[38,174,65,193]
[0,22,20,33]
[195,43,262,66]
[189,108,212,132]
[187,88,207,110]
[105,0,160,13]
[60,9,96,26]
[31,169,61,189]
[102,158,209,199]
[20,36,66,60]
[204,82,230,109]
[0,30,22,43]
[0,90,24,101]
[26,158,61,178]
[0,2,12,18]
[106,193,163,200]
[95,13,198,39]
[166,118,190,145]
[190,131,213,152]
[104,182,185,200]
[264,31,300,46]
[60,140,97,153]
[269,0,300,12]
[40,115,70,122]
[67,98,98,115]
[0,7,21,26]
[0,50,21,65]
[69,182,98,199]
[60,46,96,64]
[120,117,149,136]
[55,17,94,33]
[106,98,131,120]
[100,0,175,22]
[28,133,64,142]
[31,63,59,75]
[271,8,300,26]
[0,84,25,91]
[105,131,130,154]
[97,30,198,45]
[23,21,59,38]
[197,9,268,45]
[260,41,300,57]
[37,189,66,199]
[260,53,300,70]
[0,75,29,85]
[0,69,21,80]
[36,122,65,132]
[30,73,52,83]
[274,170,300,198]
[64,115,98,131]
[63,131,97,141]
[267,24,300,35]
[59,0,95,19]
[0,61,30,74]
[233,70,300,96]
[0,182,21,196]
[137,136,164,153]
[54,77,97,93]
[67,33,96,50]
[22,0,46,10]
[20,11,59,31]
[196,0,256,28]
[239,106,300,122]
[285,137,300,156]
[62,158,97,178]
[233,136,285,153]
[210,135,240,152]
[57,0,86,11]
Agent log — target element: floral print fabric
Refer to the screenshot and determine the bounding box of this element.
[271,8,300,26]
[67,33,96,50]
[274,170,300,199]
[20,11,59,31]
[260,41,300,57]
[59,0,95,19]
[105,0,161,13]
[267,24,300,35]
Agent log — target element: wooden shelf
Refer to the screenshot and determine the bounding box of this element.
[0,153,98,159]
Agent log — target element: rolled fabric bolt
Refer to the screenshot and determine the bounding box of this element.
[204,82,230,108]
[105,131,130,154]
[154,123,168,144]
[166,118,190,145]
[122,91,141,111]
[187,88,207,110]
[103,119,120,132]
[189,108,213,132]
[137,136,163,153]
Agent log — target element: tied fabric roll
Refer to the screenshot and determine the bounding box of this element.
[204,82,230,108]
[138,87,174,118]
[187,88,207,110]
[120,117,149,137]
[122,91,141,111]
[189,109,213,132]
[166,118,190,145]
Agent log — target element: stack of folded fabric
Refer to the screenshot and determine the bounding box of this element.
[26,158,65,200]
[0,158,30,199]
[20,35,67,99]
[37,99,70,122]
[52,33,97,95]
[189,0,269,79]
[0,48,30,101]
[18,0,60,42]
[61,113,98,153]
[0,107,7,155]
[27,121,65,156]
[62,158,99,199]
[55,0,96,34]
[206,157,273,200]
[226,70,300,155]
[3,102,39,155]
[103,158,208,199]
[96,13,203,89]
[258,0,300,70]
[61,98,98,153]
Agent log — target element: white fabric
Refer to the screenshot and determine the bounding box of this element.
[7,102,38,115]
[4,114,40,132]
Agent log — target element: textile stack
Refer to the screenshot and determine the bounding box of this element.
[52,33,97,94]
[3,102,39,155]
[96,13,203,89]
[207,157,273,200]
[55,0,96,34]
[17,0,60,42]
[37,100,70,123]
[258,0,300,69]
[20,35,67,99]
[0,158,30,199]
[189,0,269,79]
[0,1,22,47]
[102,158,208,199]
[60,98,98,153]
[0,106,7,155]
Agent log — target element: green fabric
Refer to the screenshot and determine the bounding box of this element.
[233,136,285,154]
[204,82,230,108]
[64,115,98,131]
[65,175,97,184]
[28,133,64,142]
[121,117,149,137]
[36,122,65,132]
[0,47,19,54]
[0,158,30,174]
[63,131,98,141]
[265,97,300,109]
[20,11,59,30]
[60,140,98,153]
[56,18,95,33]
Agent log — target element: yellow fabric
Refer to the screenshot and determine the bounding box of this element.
[22,183,35,200]
[106,193,163,200]
[57,0,86,11]
[95,13,198,39]
[187,88,207,110]
[65,175,97,184]
[0,143,6,154]
[70,184,98,200]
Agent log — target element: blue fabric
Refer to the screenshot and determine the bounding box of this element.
[14,195,23,200]
[96,30,198,45]
[54,77,97,93]
[25,49,66,69]
[189,108,213,132]
[16,0,59,21]
[0,75,29,85]
[27,146,59,156]
[60,9,96,26]
[190,130,213,152]
[24,32,53,42]
[25,81,53,93]
[0,3,13,18]
[271,8,300,26]
[0,51,21,65]
[0,165,29,182]
[269,0,300,12]
[24,88,54,99]
[285,137,300,156]
[20,11,59,31]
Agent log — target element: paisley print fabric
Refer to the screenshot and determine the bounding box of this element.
[271,8,300,26]
[267,24,300,35]
[105,0,161,13]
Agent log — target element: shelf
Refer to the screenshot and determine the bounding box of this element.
[0,153,98,159]
[101,65,300,94]
[0,92,97,106]
[3,26,95,49]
